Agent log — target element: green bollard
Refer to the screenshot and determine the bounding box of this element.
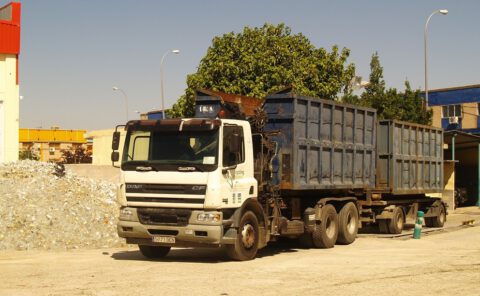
[413,211,424,239]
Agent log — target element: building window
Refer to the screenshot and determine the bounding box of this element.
[442,104,461,118]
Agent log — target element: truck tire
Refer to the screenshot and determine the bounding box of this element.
[378,220,389,234]
[138,245,171,259]
[312,204,338,248]
[337,202,359,245]
[425,204,446,228]
[387,206,405,234]
[298,232,313,248]
[226,211,259,261]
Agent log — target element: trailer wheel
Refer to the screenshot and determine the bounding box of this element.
[425,204,446,228]
[387,207,405,234]
[337,202,359,245]
[378,220,389,234]
[312,204,338,248]
[138,245,171,259]
[226,211,259,261]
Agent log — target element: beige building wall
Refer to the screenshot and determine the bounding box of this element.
[0,53,19,163]
[85,129,125,166]
[431,105,442,128]
[432,102,479,130]
[19,142,86,162]
[461,102,478,129]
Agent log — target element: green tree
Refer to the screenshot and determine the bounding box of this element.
[169,23,355,117]
[358,53,432,125]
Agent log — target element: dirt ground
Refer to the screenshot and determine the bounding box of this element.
[1,220,479,296]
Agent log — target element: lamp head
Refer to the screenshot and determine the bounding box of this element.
[171,49,180,54]
[112,86,119,91]
[439,9,448,15]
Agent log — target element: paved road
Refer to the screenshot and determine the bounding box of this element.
[1,224,479,296]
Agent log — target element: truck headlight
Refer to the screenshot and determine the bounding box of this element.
[197,213,221,222]
[120,207,134,221]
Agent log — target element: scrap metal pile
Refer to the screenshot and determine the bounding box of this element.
[0,160,124,250]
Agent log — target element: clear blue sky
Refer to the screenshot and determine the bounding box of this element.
[15,0,480,130]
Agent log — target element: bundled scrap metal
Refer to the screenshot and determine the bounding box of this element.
[0,160,124,250]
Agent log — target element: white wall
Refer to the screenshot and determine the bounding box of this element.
[84,129,125,166]
[0,53,19,163]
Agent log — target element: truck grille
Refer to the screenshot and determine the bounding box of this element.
[137,208,192,226]
[126,183,207,195]
[126,196,204,204]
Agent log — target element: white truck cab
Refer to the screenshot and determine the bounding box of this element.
[115,118,265,260]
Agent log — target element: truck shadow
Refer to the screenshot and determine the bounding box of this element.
[111,239,300,263]
[358,223,415,234]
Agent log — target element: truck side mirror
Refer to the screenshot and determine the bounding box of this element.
[111,151,120,162]
[112,131,120,150]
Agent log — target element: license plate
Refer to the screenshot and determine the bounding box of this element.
[152,236,175,244]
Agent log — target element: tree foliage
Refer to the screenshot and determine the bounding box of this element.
[60,147,92,164]
[343,53,432,125]
[169,23,355,117]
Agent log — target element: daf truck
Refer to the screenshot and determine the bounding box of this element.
[112,88,447,260]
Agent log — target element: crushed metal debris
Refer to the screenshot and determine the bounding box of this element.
[0,160,124,250]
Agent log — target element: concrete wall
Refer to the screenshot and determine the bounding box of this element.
[0,53,19,163]
[85,129,125,166]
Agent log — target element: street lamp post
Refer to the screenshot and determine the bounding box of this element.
[112,86,129,122]
[160,49,180,119]
[424,9,448,108]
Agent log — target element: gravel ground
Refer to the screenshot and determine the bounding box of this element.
[0,225,479,296]
[0,160,124,250]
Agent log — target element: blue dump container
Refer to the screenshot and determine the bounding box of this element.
[264,90,377,191]
[376,120,443,195]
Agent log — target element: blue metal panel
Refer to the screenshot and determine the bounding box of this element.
[147,112,164,120]
[441,118,462,130]
[263,92,376,191]
[428,86,480,106]
[441,118,449,129]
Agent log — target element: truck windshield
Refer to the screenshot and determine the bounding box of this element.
[122,129,219,172]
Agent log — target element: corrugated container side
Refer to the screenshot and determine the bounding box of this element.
[376,120,443,194]
[264,92,377,191]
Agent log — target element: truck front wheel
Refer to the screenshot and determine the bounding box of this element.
[312,204,338,248]
[138,245,171,259]
[226,211,259,261]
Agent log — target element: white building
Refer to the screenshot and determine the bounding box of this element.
[0,2,21,163]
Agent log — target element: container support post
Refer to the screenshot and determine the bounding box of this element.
[451,134,455,162]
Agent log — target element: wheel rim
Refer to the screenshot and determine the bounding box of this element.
[325,216,336,238]
[439,209,446,224]
[395,211,403,230]
[241,223,256,249]
[346,212,356,234]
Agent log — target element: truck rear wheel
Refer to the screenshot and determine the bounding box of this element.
[138,245,171,259]
[337,202,359,245]
[387,207,404,234]
[226,211,259,261]
[425,204,446,228]
[312,204,338,248]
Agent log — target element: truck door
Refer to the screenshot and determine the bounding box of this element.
[221,124,250,207]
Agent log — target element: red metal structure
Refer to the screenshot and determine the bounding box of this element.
[0,1,21,84]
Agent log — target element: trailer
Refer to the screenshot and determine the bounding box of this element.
[112,88,446,260]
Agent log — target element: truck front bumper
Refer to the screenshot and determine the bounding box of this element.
[117,207,235,248]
